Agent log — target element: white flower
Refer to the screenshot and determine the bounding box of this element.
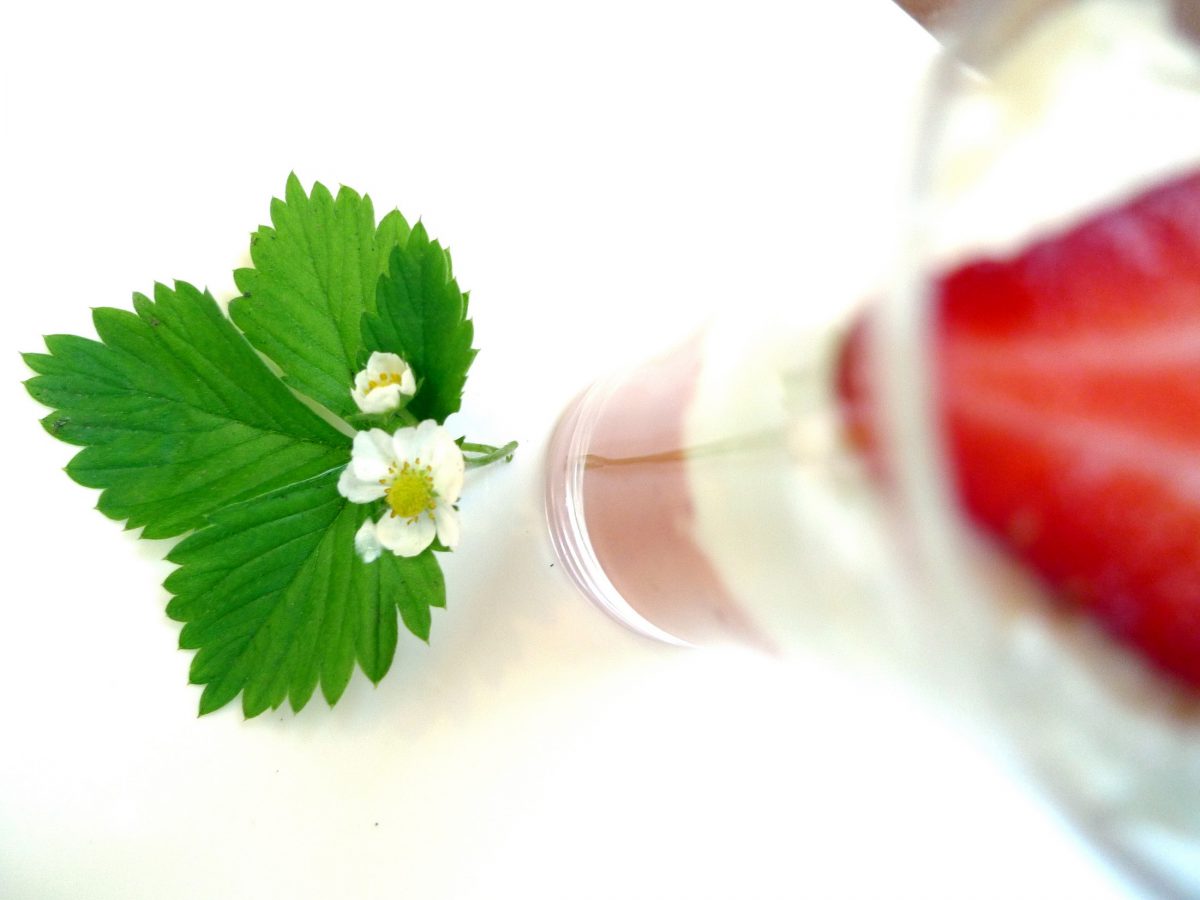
[338,421,465,559]
[354,520,383,563]
[351,351,416,414]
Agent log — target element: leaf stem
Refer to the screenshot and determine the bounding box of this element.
[463,440,519,469]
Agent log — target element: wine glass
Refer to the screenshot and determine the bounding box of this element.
[546,0,1200,893]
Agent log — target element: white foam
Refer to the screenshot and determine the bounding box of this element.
[928,0,1200,263]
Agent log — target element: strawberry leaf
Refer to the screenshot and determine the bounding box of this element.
[230,173,412,419]
[23,177,471,718]
[23,281,350,539]
[361,222,477,423]
[165,469,445,717]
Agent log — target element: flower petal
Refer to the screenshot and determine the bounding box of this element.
[367,351,407,379]
[390,423,422,464]
[354,519,383,563]
[430,430,465,502]
[358,383,402,414]
[338,465,387,504]
[375,511,436,557]
[350,372,373,411]
[433,503,460,550]
[350,429,396,481]
[399,367,416,396]
[402,418,441,465]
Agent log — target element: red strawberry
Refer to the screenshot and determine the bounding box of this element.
[837,169,1200,688]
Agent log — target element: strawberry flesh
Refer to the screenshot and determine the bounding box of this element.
[837,169,1200,687]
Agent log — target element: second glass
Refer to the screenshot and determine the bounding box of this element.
[546,0,1200,895]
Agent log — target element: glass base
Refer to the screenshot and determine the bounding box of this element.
[544,379,691,647]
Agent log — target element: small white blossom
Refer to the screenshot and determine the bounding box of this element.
[351,351,416,414]
[354,519,383,563]
[338,421,465,559]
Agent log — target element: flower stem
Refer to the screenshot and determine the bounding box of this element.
[344,406,419,432]
[462,440,519,469]
[393,408,419,428]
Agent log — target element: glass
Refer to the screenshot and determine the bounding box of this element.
[546,0,1200,894]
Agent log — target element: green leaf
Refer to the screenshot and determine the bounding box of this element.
[165,469,446,717]
[229,174,412,419]
[361,222,477,423]
[22,177,480,718]
[24,281,350,539]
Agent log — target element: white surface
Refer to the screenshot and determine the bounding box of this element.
[0,1,1142,897]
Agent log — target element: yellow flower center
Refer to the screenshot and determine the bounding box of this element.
[366,370,404,394]
[384,461,436,520]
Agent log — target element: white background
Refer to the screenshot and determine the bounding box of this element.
[1,0,1142,897]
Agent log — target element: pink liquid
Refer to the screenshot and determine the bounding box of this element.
[557,337,769,648]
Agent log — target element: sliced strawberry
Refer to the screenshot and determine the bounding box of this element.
[838,169,1200,687]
